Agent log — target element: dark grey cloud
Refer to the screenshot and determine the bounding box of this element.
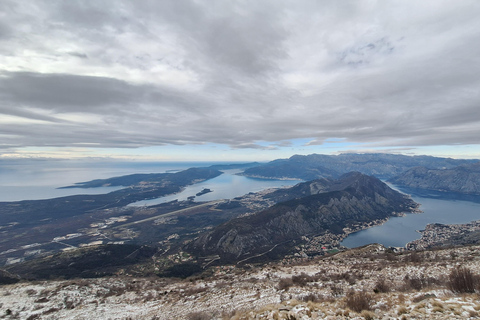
[0,72,139,110]
[1,0,480,157]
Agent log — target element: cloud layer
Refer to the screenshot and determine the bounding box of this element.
[1,0,480,156]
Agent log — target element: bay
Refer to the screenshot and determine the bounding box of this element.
[341,185,480,248]
[128,169,301,206]
[5,159,479,249]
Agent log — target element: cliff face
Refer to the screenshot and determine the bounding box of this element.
[389,162,480,195]
[188,172,417,261]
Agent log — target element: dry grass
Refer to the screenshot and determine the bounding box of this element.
[345,291,373,313]
[397,306,408,316]
[360,310,376,320]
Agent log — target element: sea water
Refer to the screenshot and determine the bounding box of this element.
[0,159,226,201]
[3,159,480,248]
[128,169,300,206]
[341,185,480,248]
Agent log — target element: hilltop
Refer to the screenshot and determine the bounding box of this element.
[2,244,480,319]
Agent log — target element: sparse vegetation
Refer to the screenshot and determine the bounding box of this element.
[447,265,477,293]
[345,291,373,313]
[187,311,211,320]
[360,310,376,320]
[2,245,480,319]
[373,277,390,293]
[277,277,294,291]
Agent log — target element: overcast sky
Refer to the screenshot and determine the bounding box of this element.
[1,0,480,161]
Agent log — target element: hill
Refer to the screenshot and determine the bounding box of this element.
[389,162,480,195]
[2,244,480,319]
[188,172,417,263]
[240,153,476,180]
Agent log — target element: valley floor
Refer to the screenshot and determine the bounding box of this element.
[2,244,480,319]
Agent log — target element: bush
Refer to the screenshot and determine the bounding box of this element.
[330,285,344,297]
[402,274,441,291]
[278,277,294,291]
[345,291,373,313]
[406,251,422,263]
[291,273,316,286]
[397,306,408,316]
[448,266,477,293]
[407,277,423,291]
[187,312,211,320]
[301,293,322,302]
[373,278,390,293]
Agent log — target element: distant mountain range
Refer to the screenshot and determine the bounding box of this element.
[240,153,476,180]
[187,172,417,263]
[389,162,480,195]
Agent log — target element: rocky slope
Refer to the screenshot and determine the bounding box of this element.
[389,162,480,195]
[188,173,417,262]
[2,244,480,320]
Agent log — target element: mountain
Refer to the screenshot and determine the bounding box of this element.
[188,172,417,262]
[240,153,477,180]
[389,162,480,195]
[2,244,480,320]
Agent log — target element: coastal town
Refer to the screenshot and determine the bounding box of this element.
[407,220,480,250]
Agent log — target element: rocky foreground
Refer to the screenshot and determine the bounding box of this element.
[2,244,480,319]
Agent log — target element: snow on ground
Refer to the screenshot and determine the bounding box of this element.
[2,245,480,319]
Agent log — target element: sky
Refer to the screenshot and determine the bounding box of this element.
[1,0,480,162]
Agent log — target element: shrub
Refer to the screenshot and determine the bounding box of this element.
[373,278,390,293]
[187,312,211,320]
[330,285,344,297]
[345,291,373,313]
[402,275,441,291]
[278,277,294,291]
[412,293,436,303]
[406,251,422,263]
[448,266,477,293]
[291,273,316,286]
[397,306,408,316]
[301,293,322,303]
[407,277,423,291]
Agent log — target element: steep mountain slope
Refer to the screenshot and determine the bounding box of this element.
[188,173,417,262]
[240,153,476,180]
[389,162,480,195]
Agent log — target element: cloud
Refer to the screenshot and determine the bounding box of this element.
[1,0,480,156]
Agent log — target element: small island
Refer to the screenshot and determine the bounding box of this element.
[196,188,212,197]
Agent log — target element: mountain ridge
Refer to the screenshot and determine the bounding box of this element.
[188,172,417,262]
[389,162,480,195]
[240,153,477,180]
